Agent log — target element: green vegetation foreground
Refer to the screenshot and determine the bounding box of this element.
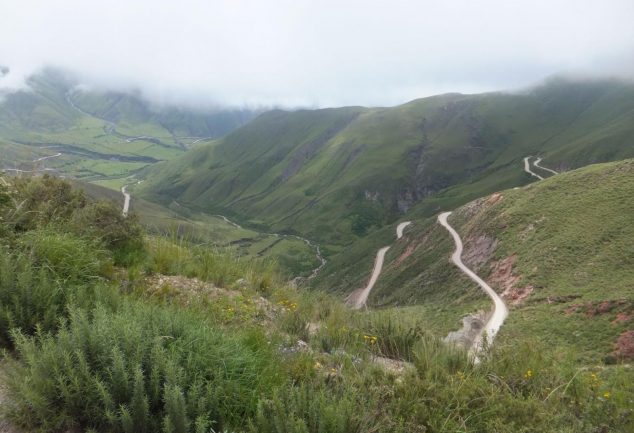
[0,175,632,432]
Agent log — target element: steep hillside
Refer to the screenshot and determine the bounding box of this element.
[140,78,634,247]
[330,159,634,361]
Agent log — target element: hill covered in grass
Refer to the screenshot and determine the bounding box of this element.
[139,78,634,248]
[0,68,260,182]
[75,180,322,278]
[1,174,632,433]
[322,159,634,363]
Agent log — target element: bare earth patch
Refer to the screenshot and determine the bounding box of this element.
[143,274,277,320]
[486,192,503,206]
[344,288,364,307]
[614,330,634,360]
[463,235,498,271]
[143,274,241,305]
[488,255,534,306]
[564,299,633,319]
[395,243,416,267]
[613,312,632,324]
[371,356,414,375]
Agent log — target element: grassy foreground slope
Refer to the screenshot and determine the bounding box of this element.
[1,175,632,433]
[331,159,634,362]
[140,78,634,247]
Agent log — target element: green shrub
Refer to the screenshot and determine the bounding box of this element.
[72,200,145,266]
[4,301,282,433]
[10,175,86,231]
[0,252,62,346]
[0,249,118,348]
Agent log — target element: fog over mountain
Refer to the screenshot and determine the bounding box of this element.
[1,0,633,108]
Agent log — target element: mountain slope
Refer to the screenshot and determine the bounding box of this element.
[72,180,320,277]
[69,89,260,140]
[0,68,260,182]
[329,159,634,361]
[140,78,634,247]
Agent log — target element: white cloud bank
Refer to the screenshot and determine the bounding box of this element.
[0,0,633,108]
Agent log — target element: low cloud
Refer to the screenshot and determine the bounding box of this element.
[1,0,633,108]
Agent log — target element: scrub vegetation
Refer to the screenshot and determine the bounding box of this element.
[0,175,632,433]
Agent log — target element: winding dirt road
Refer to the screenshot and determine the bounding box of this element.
[121,185,131,217]
[204,210,326,281]
[523,156,544,180]
[524,156,558,180]
[2,148,62,175]
[347,221,412,309]
[533,157,558,175]
[33,152,62,163]
[121,180,144,217]
[437,212,508,355]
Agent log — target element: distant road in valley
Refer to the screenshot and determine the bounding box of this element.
[524,156,558,180]
[33,152,62,163]
[523,156,544,180]
[533,157,558,175]
[121,185,131,217]
[2,148,63,175]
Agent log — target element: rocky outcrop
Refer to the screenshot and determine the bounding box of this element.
[444,310,490,349]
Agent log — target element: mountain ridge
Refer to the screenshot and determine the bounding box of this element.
[139,77,634,248]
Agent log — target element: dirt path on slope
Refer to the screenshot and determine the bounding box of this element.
[346,221,412,309]
[533,157,558,175]
[437,212,508,356]
[2,148,63,176]
[523,156,544,180]
[32,152,62,163]
[121,179,144,217]
[121,185,131,217]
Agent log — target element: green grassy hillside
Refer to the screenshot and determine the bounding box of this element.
[73,180,320,278]
[70,88,260,140]
[327,159,634,362]
[1,172,632,433]
[140,78,634,249]
[0,68,259,183]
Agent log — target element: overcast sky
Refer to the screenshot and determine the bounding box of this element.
[1,0,633,108]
